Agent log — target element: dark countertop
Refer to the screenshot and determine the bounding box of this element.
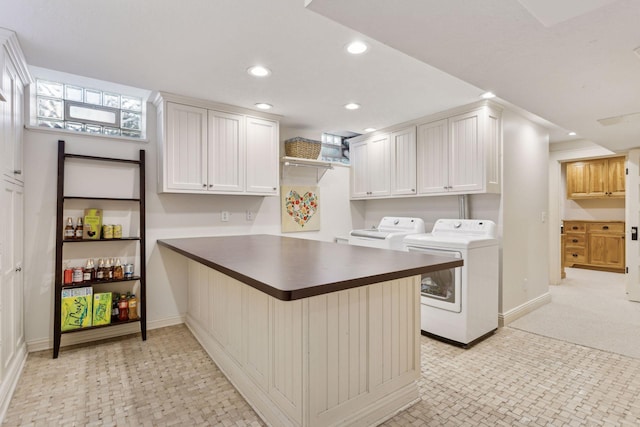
[158,234,463,301]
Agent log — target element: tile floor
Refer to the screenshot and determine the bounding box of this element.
[4,324,640,426]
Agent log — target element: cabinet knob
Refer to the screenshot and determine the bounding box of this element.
[202,184,207,188]
[603,226,609,230]
[411,189,415,192]
[572,226,578,230]
[209,184,213,188]
[572,253,578,257]
[273,187,277,191]
[572,239,578,243]
[13,170,22,175]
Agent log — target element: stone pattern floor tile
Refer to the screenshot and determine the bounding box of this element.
[3,325,640,426]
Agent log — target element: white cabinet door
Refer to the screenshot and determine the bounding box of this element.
[208,110,245,192]
[245,117,278,195]
[1,59,18,182]
[390,126,416,196]
[448,110,483,193]
[350,140,369,199]
[367,134,391,197]
[165,102,208,191]
[417,119,448,194]
[0,179,23,378]
[350,135,390,199]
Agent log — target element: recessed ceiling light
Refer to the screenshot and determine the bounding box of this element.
[255,103,273,110]
[346,41,368,55]
[344,103,360,110]
[481,91,496,99]
[364,127,376,132]
[247,65,271,77]
[568,131,577,136]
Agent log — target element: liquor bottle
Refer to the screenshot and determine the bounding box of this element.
[118,294,128,321]
[82,259,94,282]
[75,217,84,240]
[111,294,119,323]
[105,258,114,280]
[113,258,124,280]
[64,217,75,240]
[96,258,106,281]
[128,294,138,320]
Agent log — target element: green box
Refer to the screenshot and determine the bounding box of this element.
[92,292,112,326]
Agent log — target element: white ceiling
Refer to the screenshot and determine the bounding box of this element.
[1,0,638,149]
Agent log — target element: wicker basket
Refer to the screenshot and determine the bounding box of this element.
[284,137,322,159]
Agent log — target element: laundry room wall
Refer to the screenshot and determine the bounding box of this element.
[22,103,356,351]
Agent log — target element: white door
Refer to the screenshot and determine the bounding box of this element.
[350,140,368,198]
[208,110,245,192]
[390,126,416,196]
[625,150,640,301]
[417,119,448,194]
[448,110,483,193]
[245,117,278,195]
[367,133,390,197]
[165,102,208,191]
[1,179,23,375]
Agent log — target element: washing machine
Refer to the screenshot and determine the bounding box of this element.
[403,219,499,347]
[348,217,425,251]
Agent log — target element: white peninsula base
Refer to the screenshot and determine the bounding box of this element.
[185,260,422,427]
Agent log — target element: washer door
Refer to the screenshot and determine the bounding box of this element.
[407,246,462,313]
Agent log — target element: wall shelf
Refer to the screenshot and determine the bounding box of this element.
[281,156,333,182]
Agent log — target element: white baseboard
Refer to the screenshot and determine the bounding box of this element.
[26,315,185,353]
[499,292,551,326]
[0,343,27,425]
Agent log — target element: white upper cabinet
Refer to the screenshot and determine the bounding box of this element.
[416,119,448,194]
[350,133,390,199]
[1,30,30,184]
[350,102,501,200]
[155,93,280,195]
[417,107,501,195]
[245,117,278,194]
[165,102,208,191]
[208,110,245,192]
[390,126,417,196]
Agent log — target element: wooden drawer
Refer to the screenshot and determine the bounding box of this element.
[586,222,624,234]
[564,221,586,233]
[565,248,586,264]
[565,234,586,247]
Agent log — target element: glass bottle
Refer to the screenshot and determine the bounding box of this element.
[75,217,84,240]
[82,259,95,282]
[111,294,119,323]
[105,258,114,280]
[128,294,138,320]
[96,258,106,281]
[64,217,75,240]
[113,258,124,280]
[118,294,128,321]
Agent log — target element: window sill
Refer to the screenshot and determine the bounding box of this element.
[25,124,149,143]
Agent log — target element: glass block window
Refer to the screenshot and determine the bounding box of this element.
[321,132,351,164]
[35,79,144,139]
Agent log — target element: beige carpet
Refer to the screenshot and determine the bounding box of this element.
[510,267,640,359]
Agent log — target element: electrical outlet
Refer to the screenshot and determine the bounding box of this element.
[221,211,230,222]
[246,210,254,221]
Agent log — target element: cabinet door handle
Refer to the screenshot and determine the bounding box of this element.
[13,170,22,175]
[603,226,609,230]
[572,253,578,257]
[572,239,578,243]
[572,226,578,230]
[15,267,22,272]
